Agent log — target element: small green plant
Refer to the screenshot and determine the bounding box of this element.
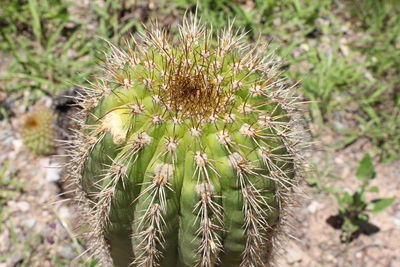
[330,153,395,242]
[20,107,56,155]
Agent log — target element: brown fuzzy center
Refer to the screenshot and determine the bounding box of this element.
[161,71,224,119]
[25,117,39,129]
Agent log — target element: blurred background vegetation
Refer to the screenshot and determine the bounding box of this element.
[1,0,399,161]
[0,0,399,265]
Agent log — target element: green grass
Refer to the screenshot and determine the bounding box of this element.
[0,0,139,102]
[1,1,398,156]
[1,0,399,264]
[182,0,400,162]
[1,0,398,162]
[1,0,91,97]
[0,1,398,183]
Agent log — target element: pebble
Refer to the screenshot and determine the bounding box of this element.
[46,163,62,182]
[307,200,322,214]
[12,139,23,152]
[273,18,281,26]
[300,43,309,52]
[364,71,375,82]
[22,218,36,229]
[0,229,11,252]
[5,254,24,267]
[59,206,71,220]
[57,245,76,259]
[339,44,350,56]
[0,92,6,101]
[16,201,30,212]
[285,243,303,264]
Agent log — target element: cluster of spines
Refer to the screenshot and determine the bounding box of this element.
[65,14,306,267]
[20,107,57,155]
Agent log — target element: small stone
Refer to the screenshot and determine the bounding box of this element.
[12,139,23,152]
[59,206,72,220]
[364,71,375,82]
[309,40,317,47]
[16,201,30,212]
[307,201,321,214]
[285,243,303,264]
[0,92,6,101]
[46,163,62,182]
[22,218,36,228]
[6,254,24,267]
[273,18,281,26]
[38,157,50,168]
[0,229,11,252]
[57,245,76,259]
[339,45,350,56]
[300,43,309,52]
[325,253,336,263]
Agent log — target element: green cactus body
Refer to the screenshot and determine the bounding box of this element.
[71,17,300,267]
[20,107,56,155]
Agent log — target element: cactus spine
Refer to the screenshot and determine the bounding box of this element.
[69,16,303,267]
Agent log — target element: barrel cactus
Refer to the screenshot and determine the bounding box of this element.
[68,16,303,267]
[20,107,56,155]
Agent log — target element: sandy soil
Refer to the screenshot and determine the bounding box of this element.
[0,98,398,267]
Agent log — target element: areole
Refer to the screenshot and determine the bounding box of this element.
[67,15,304,267]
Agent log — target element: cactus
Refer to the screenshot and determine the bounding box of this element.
[68,16,304,267]
[20,107,56,155]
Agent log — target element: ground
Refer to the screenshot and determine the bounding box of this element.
[278,136,400,267]
[0,99,398,266]
[0,0,399,266]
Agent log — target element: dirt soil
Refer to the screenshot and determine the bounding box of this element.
[1,1,399,266]
[0,97,399,267]
[277,132,400,267]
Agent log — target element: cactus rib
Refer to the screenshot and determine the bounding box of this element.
[67,15,304,267]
